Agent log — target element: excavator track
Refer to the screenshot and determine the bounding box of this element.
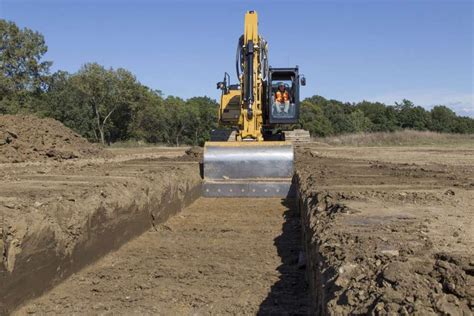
[283,129,311,143]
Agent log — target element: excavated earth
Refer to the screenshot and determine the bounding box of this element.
[0,115,109,163]
[13,198,309,315]
[296,145,473,315]
[0,149,201,315]
[8,145,474,316]
[1,117,472,315]
[0,116,201,314]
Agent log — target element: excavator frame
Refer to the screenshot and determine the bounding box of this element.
[203,10,305,197]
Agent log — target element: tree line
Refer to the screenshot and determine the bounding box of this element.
[38,65,217,146]
[299,96,474,136]
[1,19,473,146]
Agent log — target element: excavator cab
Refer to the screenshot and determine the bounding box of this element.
[267,67,305,124]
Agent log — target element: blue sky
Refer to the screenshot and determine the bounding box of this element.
[1,0,473,116]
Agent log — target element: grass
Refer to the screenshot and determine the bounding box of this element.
[314,130,474,147]
[109,131,473,148]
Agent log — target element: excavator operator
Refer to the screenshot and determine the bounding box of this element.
[275,82,290,114]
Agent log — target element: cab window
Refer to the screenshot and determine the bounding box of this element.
[271,80,295,118]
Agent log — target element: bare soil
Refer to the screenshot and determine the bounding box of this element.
[0,115,108,163]
[1,120,472,316]
[14,198,309,315]
[0,147,201,314]
[296,144,473,314]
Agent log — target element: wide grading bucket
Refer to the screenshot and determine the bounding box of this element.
[202,141,295,197]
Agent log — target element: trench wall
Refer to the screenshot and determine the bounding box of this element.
[295,166,473,315]
[296,175,338,315]
[0,165,201,314]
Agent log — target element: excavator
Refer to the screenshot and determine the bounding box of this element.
[203,10,309,197]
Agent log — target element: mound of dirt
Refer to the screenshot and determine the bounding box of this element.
[184,146,203,159]
[0,115,106,163]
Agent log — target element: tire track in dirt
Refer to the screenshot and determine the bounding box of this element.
[14,198,309,315]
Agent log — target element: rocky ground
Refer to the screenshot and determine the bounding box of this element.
[296,145,474,315]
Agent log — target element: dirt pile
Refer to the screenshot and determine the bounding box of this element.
[184,146,203,159]
[0,115,106,163]
[155,146,202,162]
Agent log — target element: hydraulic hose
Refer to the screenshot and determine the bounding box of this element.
[235,35,244,81]
[259,38,268,81]
[245,40,254,119]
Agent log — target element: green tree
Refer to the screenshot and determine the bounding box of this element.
[356,101,399,132]
[128,91,167,143]
[40,70,97,139]
[348,109,373,132]
[72,63,144,144]
[395,99,431,130]
[430,106,457,133]
[162,96,191,146]
[74,63,116,144]
[299,100,333,136]
[0,19,52,113]
[185,96,218,145]
[454,116,474,134]
[321,101,357,134]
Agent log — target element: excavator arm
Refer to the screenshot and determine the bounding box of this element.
[239,11,264,141]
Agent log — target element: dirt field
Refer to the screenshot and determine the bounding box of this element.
[0,147,200,314]
[2,131,473,314]
[297,144,473,314]
[14,198,309,315]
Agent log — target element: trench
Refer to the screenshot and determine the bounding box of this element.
[0,163,202,314]
[4,164,330,315]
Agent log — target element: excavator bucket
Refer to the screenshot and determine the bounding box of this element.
[202,141,295,197]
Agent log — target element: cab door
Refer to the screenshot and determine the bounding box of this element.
[267,67,302,124]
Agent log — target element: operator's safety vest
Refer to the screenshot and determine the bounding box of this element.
[275,90,289,102]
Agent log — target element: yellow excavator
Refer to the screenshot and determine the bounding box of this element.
[203,10,308,197]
